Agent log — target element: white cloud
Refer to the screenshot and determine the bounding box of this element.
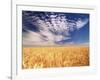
[76,18,88,29]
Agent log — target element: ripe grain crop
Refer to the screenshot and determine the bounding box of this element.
[22,45,89,69]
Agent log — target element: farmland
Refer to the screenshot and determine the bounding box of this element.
[22,45,89,69]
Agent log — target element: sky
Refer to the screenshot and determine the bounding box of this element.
[22,11,89,46]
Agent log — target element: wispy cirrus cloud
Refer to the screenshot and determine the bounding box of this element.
[76,18,89,29]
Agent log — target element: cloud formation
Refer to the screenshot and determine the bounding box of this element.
[22,11,89,46]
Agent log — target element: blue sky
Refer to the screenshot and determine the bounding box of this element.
[22,11,89,46]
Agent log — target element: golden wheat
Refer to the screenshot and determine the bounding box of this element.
[22,46,89,69]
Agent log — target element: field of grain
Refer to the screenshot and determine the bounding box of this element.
[22,46,89,69]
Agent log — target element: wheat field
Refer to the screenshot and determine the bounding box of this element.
[22,46,89,69]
